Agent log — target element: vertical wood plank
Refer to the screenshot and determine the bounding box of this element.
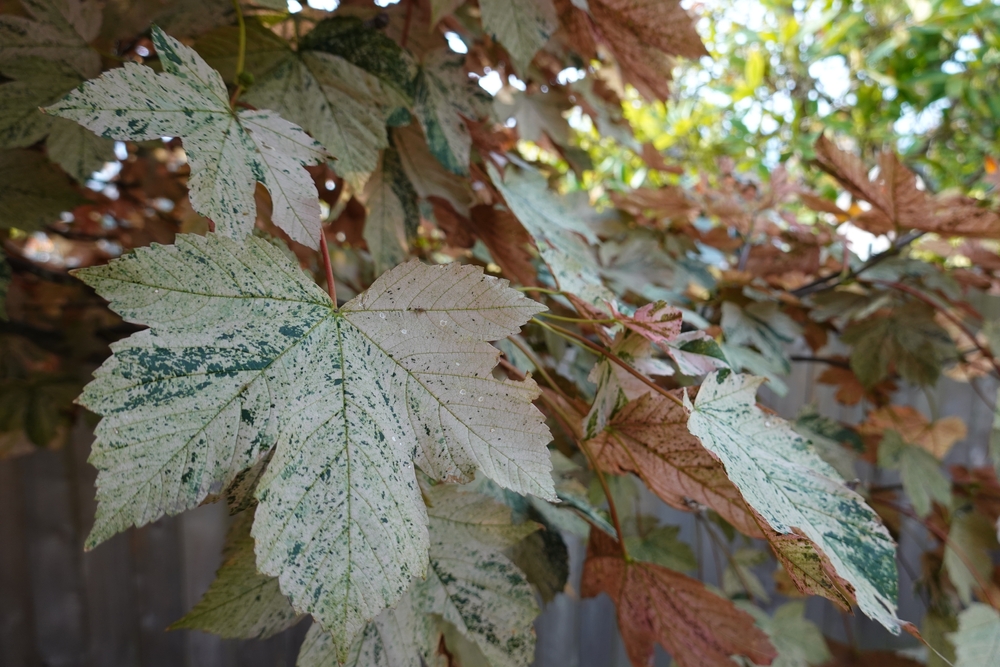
[179,503,228,667]
[0,460,39,667]
[70,419,141,667]
[19,449,89,666]
[130,516,187,667]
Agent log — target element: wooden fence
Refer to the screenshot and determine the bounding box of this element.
[1,352,995,666]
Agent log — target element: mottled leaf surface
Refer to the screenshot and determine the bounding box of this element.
[581,530,776,667]
[362,148,418,276]
[480,0,558,72]
[686,371,902,633]
[73,234,551,652]
[489,165,613,306]
[587,390,762,537]
[414,50,490,176]
[298,486,539,666]
[948,604,1000,667]
[45,27,328,248]
[171,510,302,639]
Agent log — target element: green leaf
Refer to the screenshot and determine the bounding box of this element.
[45,26,329,248]
[0,149,84,230]
[299,15,417,104]
[947,604,1000,667]
[877,430,950,517]
[246,49,398,189]
[944,510,998,605]
[414,49,490,176]
[170,509,302,638]
[479,0,557,72]
[362,147,419,276]
[489,165,613,306]
[0,0,102,78]
[736,601,831,667]
[0,58,116,182]
[625,525,696,572]
[685,371,902,634]
[73,234,552,651]
[841,303,954,388]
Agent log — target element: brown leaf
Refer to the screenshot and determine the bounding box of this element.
[817,364,896,407]
[582,530,776,667]
[759,520,854,612]
[859,405,967,459]
[468,204,539,286]
[429,196,475,248]
[821,640,923,666]
[586,391,763,538]
[587,0,707,101]
[610,301,683,345]
[609,186,697,220]
[640,143,683,173]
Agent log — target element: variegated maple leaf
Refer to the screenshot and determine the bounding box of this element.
[73,233,553,653]
[686,371,902,633]
[45,27,328,248]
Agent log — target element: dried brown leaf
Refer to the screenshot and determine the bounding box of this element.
[581,530,776,667]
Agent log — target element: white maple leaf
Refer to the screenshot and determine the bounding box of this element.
[44,26,329,248]
[685,371,902,634]
[72,233,552,651]
[948,604,1000,667]
[299,485,540,666]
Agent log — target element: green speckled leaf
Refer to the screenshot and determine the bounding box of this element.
[685,371,902,634]
[299,15,417,104]
[73,234,552,653]
[489,165,613,307]
[0,0,102,78]
[0,58,116,182]
[479,0,557,72]
[45,26,328,248]
[412,485,540,667]
[414,50,490,176]
[0,149,84,230]
[948,604,1000,667]
[195,21,403,189]
[362,147,418,276]
[170,509,302,639]
[298,485,540,667]
[248,51,396,189]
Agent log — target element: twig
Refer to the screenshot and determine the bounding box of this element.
[789,355,851,368]
[400,0,414,49]
[500,355,630,559]
[318,231,337,306]
[869,278,1000,377]
[533,318,687,410]
[791,230,925,298]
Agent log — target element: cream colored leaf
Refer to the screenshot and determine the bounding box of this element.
[948,604,1000,667]
[44,26,328,248]
[73,234,551,654]
[170,510,302,639]
[686,371,902,634]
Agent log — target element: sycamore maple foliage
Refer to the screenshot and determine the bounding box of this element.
[4,0,1000,666]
